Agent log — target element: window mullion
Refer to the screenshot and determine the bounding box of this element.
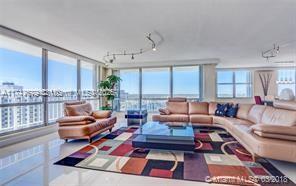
[233,71,236,98]
[42,49,48,126]
[77,59,81,101]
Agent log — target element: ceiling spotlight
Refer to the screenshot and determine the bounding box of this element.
[131,54,134,60]
[113,54,116,60]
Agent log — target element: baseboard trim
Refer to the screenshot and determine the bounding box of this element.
[0,124,58,148]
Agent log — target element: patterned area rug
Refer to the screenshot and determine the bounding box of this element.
[55,126,294,185]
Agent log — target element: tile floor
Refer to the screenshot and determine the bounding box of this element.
[0,119,295,186]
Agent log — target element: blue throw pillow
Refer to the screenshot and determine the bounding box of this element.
[225,104,239,118]
[215,103,229,116]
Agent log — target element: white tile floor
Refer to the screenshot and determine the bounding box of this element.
[0,120,295,186]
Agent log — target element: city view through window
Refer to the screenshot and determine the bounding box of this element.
[0,35,99,134]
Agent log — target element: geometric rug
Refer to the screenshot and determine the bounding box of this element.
[54,126,294,185]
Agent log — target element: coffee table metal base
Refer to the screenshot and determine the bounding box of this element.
[132,135,195,151]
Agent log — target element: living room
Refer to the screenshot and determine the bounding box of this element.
[0,0,295,186]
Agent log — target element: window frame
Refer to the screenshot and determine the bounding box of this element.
[216,69,252,99]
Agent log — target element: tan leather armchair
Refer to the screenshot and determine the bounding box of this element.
[57,101,116,143]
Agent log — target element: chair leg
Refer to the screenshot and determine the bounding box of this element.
[64,139,68,143]
[109,128,112,133]
[88,138,92,143]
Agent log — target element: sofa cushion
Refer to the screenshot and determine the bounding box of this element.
[189,102,209,114]
[209,102,218,115]
[152,114,189,122]
[236,104,253,120]
[58,121,111,138]
[166,102,188,114]
[261,107,296,126]
[65,103,93,116]
[213,116,253,130]
[190,114,212,124]
[247,105,266,123]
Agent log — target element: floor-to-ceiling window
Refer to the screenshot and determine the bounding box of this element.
[47,52,77,122]
[217,70,252,98]
[119,69,140,111]
[142,68,170,112]
[118,66,201,112]
[173,66,200,100]
[0,35,43,133]
[277,69,296,96]
[80,61,99,110]
[0,30,101,135]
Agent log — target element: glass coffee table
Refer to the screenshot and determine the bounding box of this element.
[132,121,195,151]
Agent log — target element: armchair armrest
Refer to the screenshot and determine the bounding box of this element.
[250,124,296,141]
[57,116,96,123]
[92,110,112,119]
[159,108,170,115]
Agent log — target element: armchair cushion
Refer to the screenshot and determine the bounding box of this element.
[65,103,93,116]
[250,124,296,141]
[159,108,170,115]
[92,110,112,119]
[57,116,96,123]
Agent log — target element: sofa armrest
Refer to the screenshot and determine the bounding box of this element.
[250,124,296,136]
[159,108,170,115]
[92,110,112,119]
[57,116,96,123]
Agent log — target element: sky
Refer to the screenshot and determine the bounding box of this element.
[0,48,93,91]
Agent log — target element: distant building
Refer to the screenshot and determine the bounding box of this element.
[0,82,43,132]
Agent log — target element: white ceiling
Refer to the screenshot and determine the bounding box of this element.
[0,0,295,68]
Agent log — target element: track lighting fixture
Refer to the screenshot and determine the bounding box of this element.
[103,32,159,63]
[262,44,280,62]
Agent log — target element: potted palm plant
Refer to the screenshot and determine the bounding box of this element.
[98,75,121,110]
